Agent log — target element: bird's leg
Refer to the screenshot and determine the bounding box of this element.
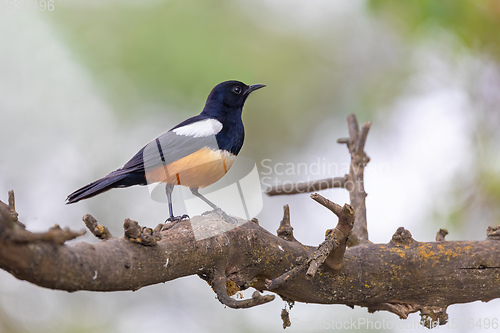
[190,187,218,210]
[165,184,189,223]
[166,184,174,218]
[190,188,237,225]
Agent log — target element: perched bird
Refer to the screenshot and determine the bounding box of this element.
[67,80,265,221]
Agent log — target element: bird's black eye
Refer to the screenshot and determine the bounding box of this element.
[232,86,242,94]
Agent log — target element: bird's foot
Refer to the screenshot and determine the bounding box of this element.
[165,214,189,224]
[203,207,238,226]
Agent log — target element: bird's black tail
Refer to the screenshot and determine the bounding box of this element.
[66,172,129,204]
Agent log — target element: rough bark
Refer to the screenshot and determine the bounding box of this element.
[1,196,499,327]
[1,115,499,329]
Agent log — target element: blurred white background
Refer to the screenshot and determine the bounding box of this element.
[1,1,500,332]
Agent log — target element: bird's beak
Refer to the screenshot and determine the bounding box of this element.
[246,84,266,94]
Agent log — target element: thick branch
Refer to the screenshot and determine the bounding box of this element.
[2,193,500,326]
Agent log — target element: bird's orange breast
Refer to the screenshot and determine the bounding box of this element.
[145,147,236,188]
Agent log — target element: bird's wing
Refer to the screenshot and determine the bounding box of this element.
[118,118,224,175]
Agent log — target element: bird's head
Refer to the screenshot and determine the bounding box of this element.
[203,80,265,116]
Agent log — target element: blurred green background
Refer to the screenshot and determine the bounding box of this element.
[1,0,500,332]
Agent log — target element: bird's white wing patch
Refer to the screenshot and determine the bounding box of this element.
[173,119,223,138]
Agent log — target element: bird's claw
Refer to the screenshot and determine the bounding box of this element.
[212,208,238,226]
[165,214,189,223]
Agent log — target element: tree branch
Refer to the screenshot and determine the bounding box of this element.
[265,193,354,289]
[342,115,371,245]
[209,266,275,309]
[2,113,500,329]
[83,214,112,240]
[276,204,297,242]
[1,195,499,328]
[436,228,449,242]
[264,114,371,245]
[265,176,348,196]
[308,194,354,273]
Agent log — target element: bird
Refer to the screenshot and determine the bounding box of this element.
[66,80,265,221]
